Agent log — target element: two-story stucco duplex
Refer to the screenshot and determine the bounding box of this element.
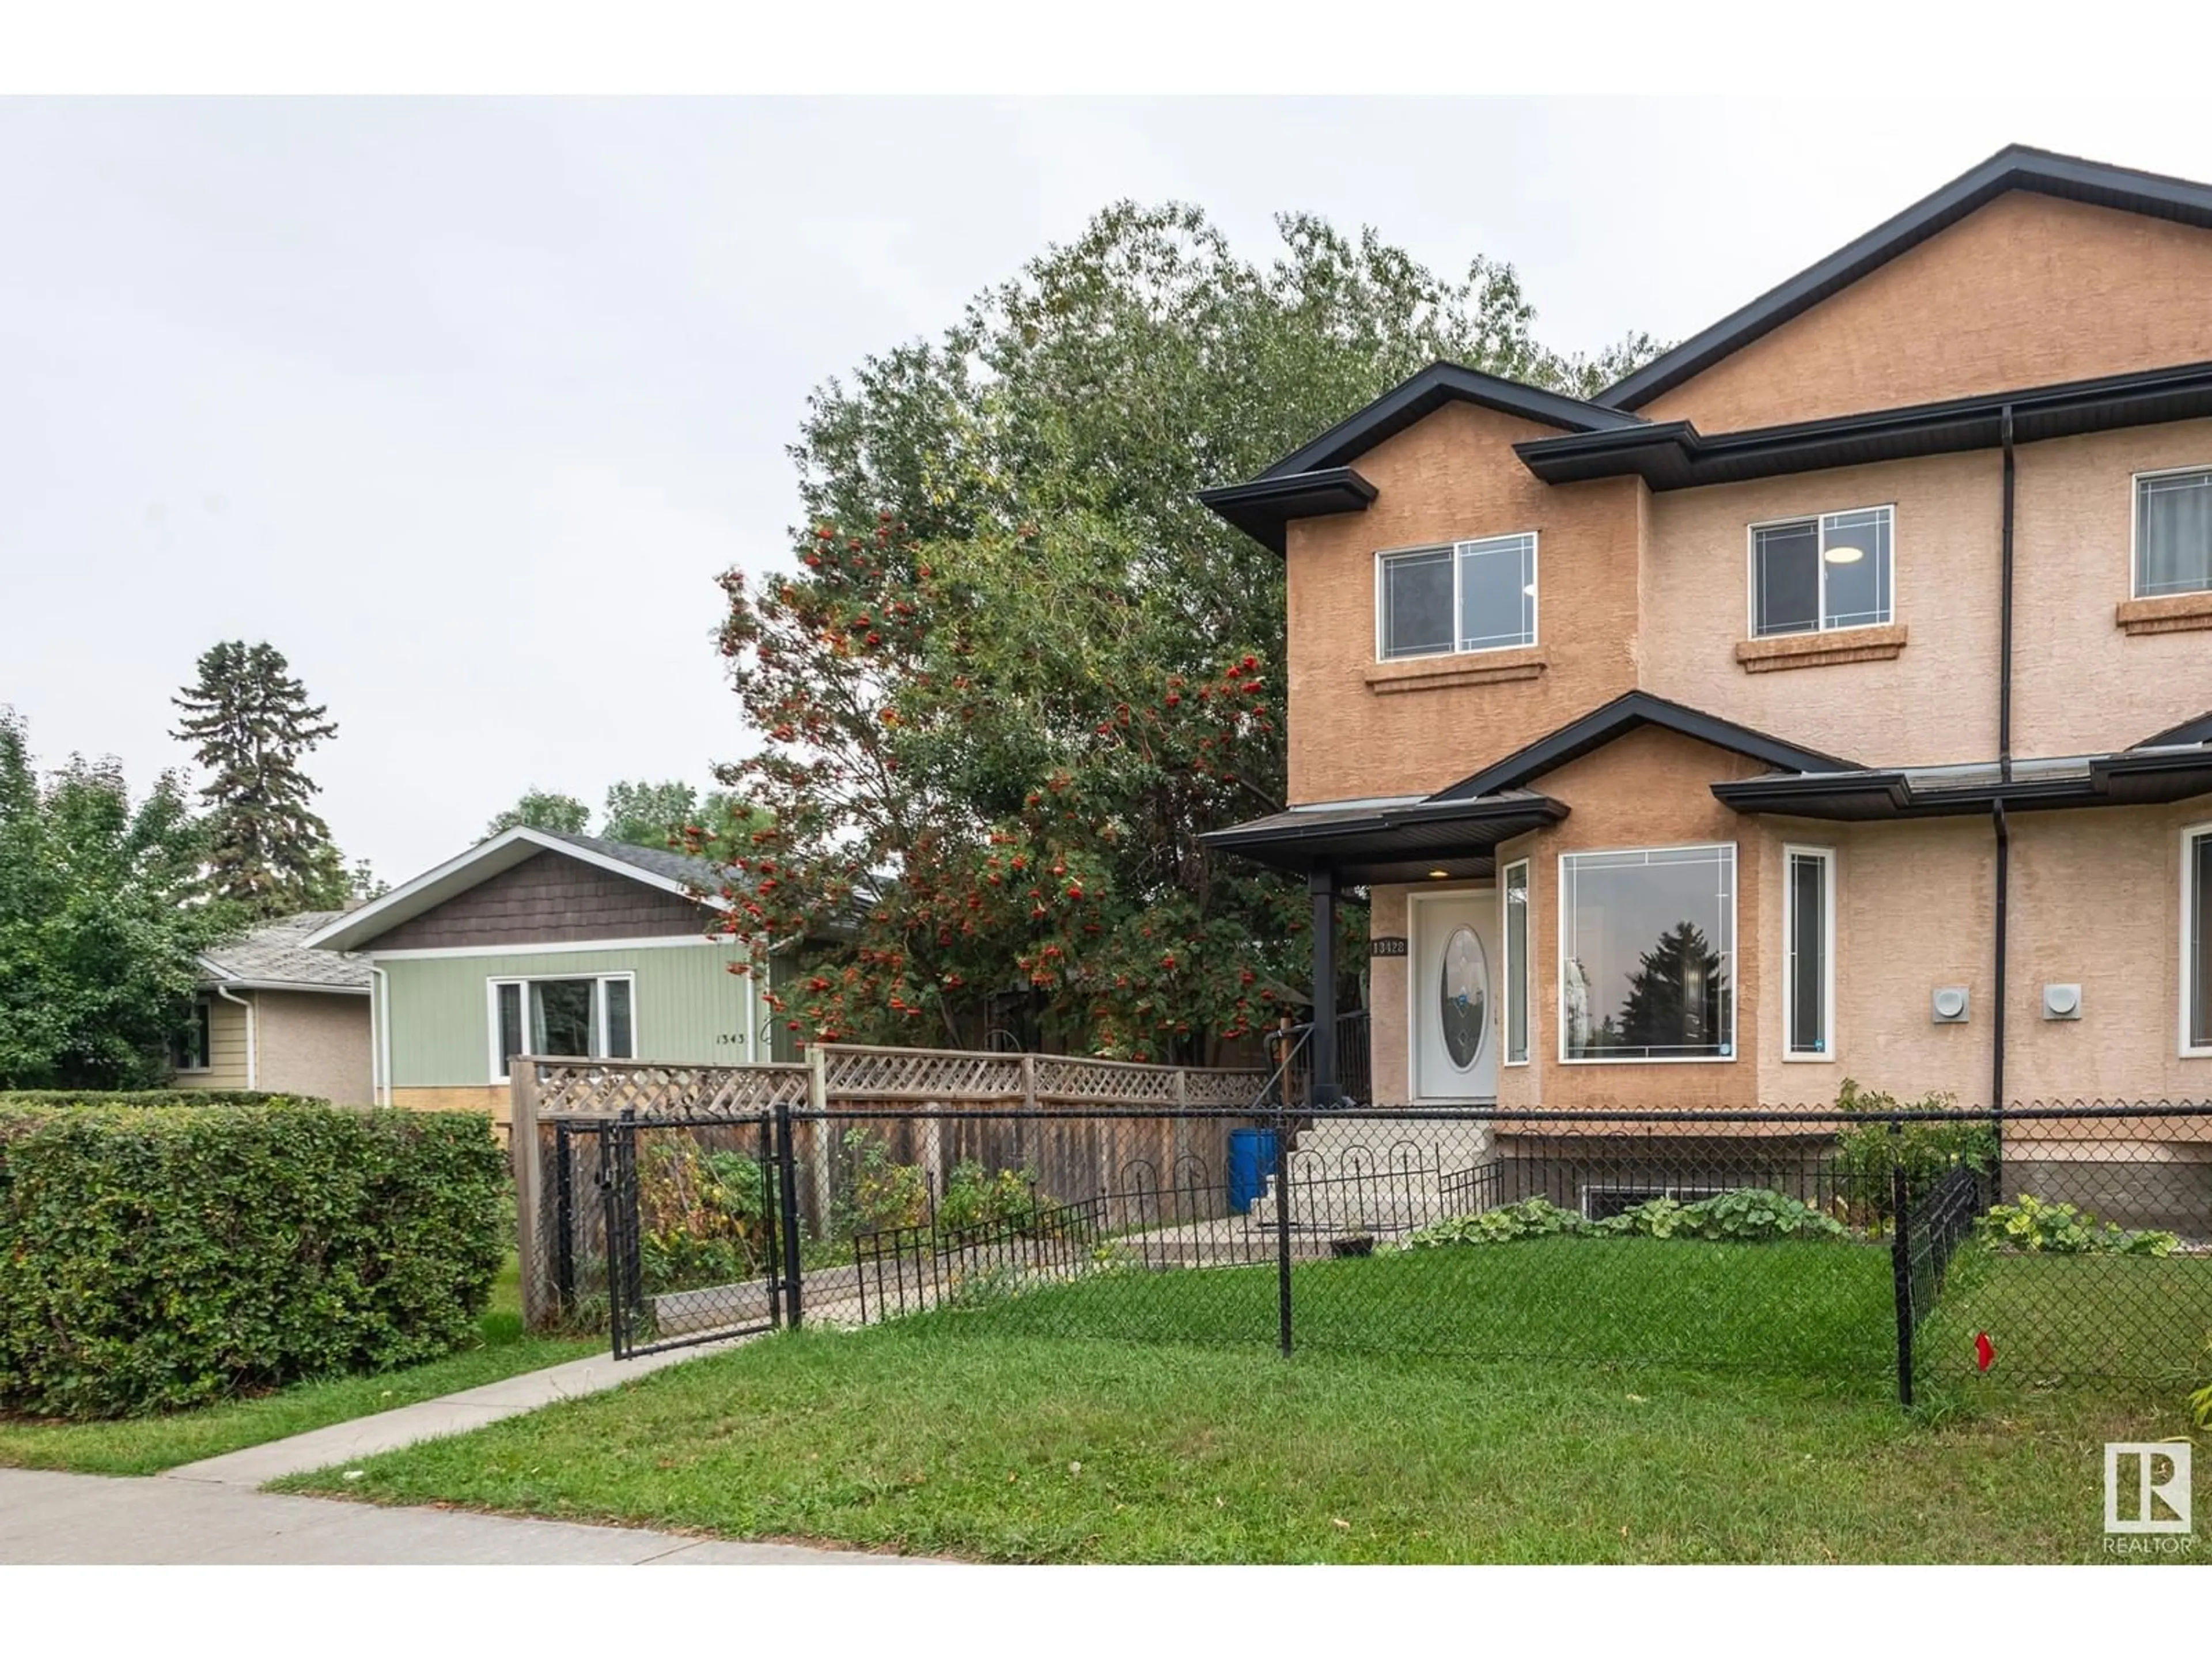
[1203,144,2212,1124]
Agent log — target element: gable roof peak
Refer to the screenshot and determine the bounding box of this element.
[1431,690,1856,801]
[1600,143,2212,412]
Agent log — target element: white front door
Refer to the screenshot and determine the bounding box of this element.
[1411,890,1499,1101]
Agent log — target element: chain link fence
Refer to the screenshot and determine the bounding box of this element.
[513,1057,2212,1402]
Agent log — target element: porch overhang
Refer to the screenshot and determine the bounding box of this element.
[1712,744,2212,820]
[1203,790,1568,885]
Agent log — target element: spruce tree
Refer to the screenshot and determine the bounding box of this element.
[1617,921,1729,1057]
[172,641,346,917]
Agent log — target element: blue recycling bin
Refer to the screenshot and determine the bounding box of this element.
[1227,1127,1278,1215]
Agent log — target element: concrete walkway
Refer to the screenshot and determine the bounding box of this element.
[0,1468,919,1565]
[164,1335,750,1487]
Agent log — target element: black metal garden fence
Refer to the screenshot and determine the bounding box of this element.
[535,1091,2212,1403]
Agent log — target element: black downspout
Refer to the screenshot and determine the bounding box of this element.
[1991,404,2015,1185]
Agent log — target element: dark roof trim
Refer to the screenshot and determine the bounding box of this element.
[1518,359,2212,491]
[1601,145,2212,412]
[1203,791,1566,854]
[1432,691,1857,802]
[1202,791,1569,882]
[1714,748,2212,820]
[1260,362,1640,480]
[2138,711,2212,749]
[1194,467,1376,556]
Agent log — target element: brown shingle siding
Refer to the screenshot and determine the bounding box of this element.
[372,850,710,950]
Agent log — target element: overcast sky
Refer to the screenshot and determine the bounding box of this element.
[9,96,2212,884]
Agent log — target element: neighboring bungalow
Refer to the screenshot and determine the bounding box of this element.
[304,828,773,1124]
[173,911,374,1103]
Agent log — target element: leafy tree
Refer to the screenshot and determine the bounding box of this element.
[1616,921,1729,1057]
[483,789,590,839]
[601,781,764,856]
[0,710,238,1089]
[711,202,1659,1058]
[172,641,347,917]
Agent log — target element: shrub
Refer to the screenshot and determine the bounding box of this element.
[1597,1188,1846,1243]
[0,1102,506,1418]
[1974,1194,2179,1257]
[935,1160,1045,1237]
[836,1128,930,1234]
[0,1089,330,1110]
[1830,1078,1997,1228]
[636,1141,778,1294]
[1402,1198,1589,1248]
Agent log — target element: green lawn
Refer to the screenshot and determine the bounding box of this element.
[0,1257,600,1476]
[272,1240,2209,1563]
[1919,1249,2212,1388]
[975,1237,1897,1378]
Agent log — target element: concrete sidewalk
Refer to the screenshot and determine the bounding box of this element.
[0,1468,922,1565]
[164,1334,750,1487]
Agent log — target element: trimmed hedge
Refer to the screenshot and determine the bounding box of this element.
[0,1103,507,1419]
[0,1089,331,1110]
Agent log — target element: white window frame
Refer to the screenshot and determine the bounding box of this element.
[1745,503,1895,639]
[2132,465,2212,601]
[487,971,639,1084]
[1556,841,1738,1066]
[1501,859,1531,1067]
[1374,532,1539,662]
[2180,823,2212,1059]
[1782,844,1837,1063]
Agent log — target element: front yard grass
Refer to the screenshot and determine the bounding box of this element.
[274,1238,2209,1563]
[0,1256,600,1476]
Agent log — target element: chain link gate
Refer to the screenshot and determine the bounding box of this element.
[600,1107,798,1361]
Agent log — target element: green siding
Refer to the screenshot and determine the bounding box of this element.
[377,942,759,1086]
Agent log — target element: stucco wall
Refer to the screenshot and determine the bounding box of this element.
[254,990,373,1105]
[1642,192,2212,432]
[1284,400,1643,805]
[1640,451,2004,768]
[1488,725,1774,1108]
[1370,787,2212,1113]
[2012,419,2212,757]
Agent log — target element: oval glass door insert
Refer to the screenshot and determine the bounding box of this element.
[1438,925,1489,1070]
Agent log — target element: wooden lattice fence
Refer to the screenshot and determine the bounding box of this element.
[511,1044,1271,1330]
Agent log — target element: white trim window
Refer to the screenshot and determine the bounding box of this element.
[2183,825,2212,1056]
[171,993,213,1074]
[2135,467,2212,600]
[1502,859,1531,1066]
[1377,532,1537,660]
[1783,846,1836,1060]
[1559,844,1736,1063]
[490,973,637,1083]
[1749,505,1892,637]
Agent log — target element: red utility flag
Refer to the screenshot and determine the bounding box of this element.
[1974,1331,1995,1372]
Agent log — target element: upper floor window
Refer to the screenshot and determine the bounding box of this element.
[1377,533,1537,660]
[2135,468,2212,600]
[1750,506,1892,638]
